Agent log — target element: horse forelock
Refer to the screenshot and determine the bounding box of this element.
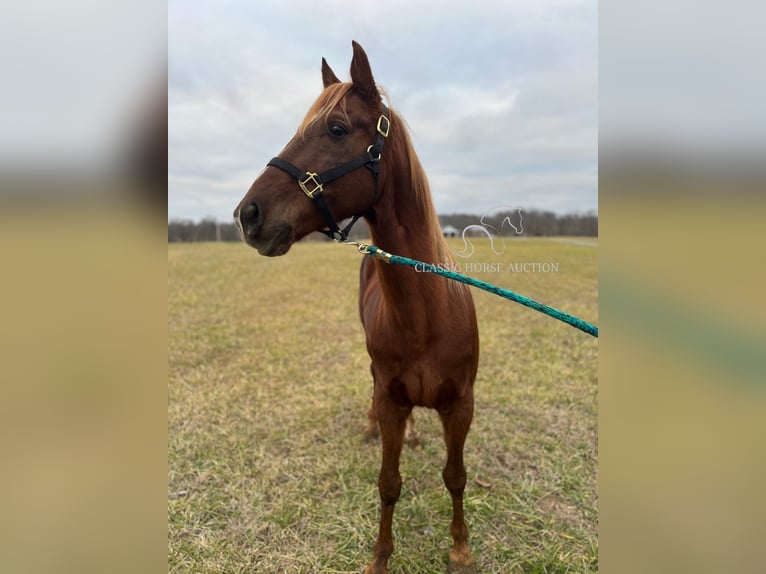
[298,82,354,138]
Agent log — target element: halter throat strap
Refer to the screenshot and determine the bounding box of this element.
[266,104,390,241]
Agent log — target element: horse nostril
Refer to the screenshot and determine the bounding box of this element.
[238,200,262,235]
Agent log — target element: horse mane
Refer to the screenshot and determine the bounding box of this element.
[386,107,455,266]
[299,83,454,266]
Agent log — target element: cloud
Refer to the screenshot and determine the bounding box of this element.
[169,0,597,221]
[429,166,597,214]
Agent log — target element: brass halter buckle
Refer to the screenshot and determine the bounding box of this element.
[377,114,390,138]
[299,172,323,198]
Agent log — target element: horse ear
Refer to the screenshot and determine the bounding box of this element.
[321,57,340,88]
[349,41,379,103]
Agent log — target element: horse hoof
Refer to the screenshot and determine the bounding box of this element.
[447,561,476,574]
[447,550,476,573]
[363,429,379,443]
[404,435,422,450]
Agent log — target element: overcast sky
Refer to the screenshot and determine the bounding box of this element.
[168,0,597,222]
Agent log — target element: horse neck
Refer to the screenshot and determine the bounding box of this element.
[368,119,444,258]
[365,141,452,323]
[368,184,440,262]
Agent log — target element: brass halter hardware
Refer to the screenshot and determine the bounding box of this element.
[266,104,390,242]
[377,114,390,138]
[298,172,323,198]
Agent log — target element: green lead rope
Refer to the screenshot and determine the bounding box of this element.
[363,244,598,338]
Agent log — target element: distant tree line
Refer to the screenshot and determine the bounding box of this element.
[439,209,598,237]
[168,217,241,242]
[168,210,596,242]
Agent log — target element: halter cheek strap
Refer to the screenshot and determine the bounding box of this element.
[266,104,390,242]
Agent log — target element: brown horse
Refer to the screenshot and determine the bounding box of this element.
[235,41,479,574]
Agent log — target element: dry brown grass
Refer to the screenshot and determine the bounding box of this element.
[168,237,598,573]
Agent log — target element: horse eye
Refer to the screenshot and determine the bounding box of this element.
[328,124,347,138]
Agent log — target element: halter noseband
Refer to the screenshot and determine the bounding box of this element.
[266,104,390,242]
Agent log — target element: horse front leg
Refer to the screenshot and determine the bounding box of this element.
[440,394,476,574]
[364,392,411,574]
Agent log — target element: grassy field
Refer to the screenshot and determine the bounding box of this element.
[168,237,598,573]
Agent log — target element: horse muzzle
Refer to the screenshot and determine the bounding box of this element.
[234,200,294,256]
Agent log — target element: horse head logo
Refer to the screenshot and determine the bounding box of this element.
[454,205,524,258]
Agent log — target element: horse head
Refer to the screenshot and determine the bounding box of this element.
[234,41,386,255]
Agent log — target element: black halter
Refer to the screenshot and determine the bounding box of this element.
[266,104,390,241]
